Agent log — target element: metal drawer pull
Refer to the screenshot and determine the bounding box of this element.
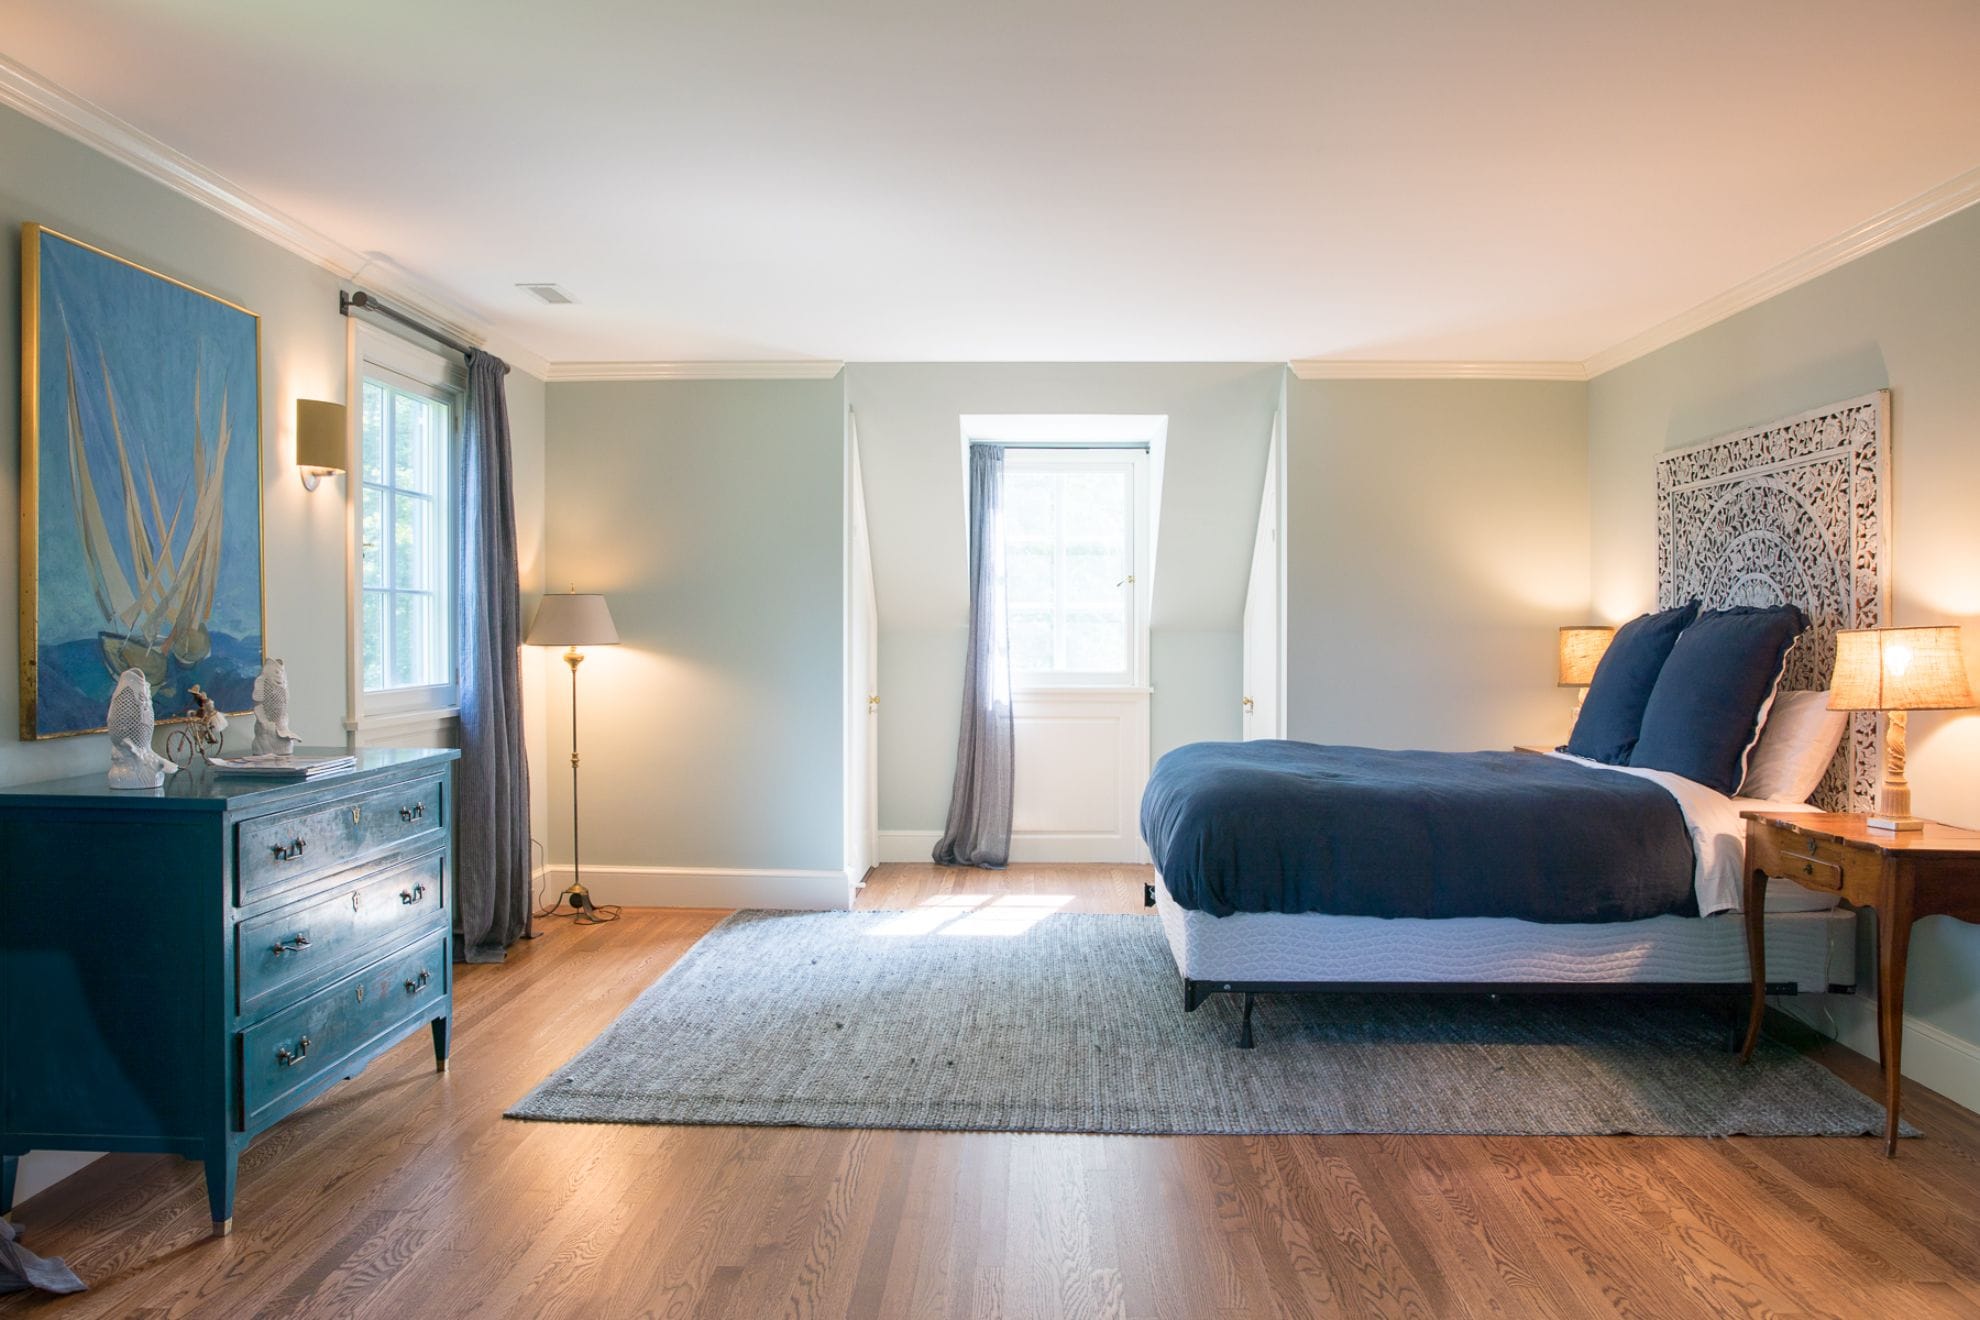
[405,969,432,994]
[400,803,426,823]
[271,837,307,862]
[276,1036,311,1066]
[400,883,427,905]
[271,933,312,956]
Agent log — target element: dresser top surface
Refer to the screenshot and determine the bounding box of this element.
[0,746,458,813]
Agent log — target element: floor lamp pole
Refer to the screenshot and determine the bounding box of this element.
[564,645,588,908]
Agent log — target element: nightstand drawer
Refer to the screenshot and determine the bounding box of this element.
[240,933,447,1129]
[236,849,447,1016]
[1748,826,1879,897]
[236,775,447,903]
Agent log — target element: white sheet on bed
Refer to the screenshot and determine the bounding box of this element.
[1540,750,1816,917]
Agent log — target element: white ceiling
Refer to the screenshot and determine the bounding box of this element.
[5,0,1980,367]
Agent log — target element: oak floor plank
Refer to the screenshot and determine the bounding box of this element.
[4,864,1979,1318]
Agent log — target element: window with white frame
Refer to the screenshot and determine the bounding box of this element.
[1000,448,1148,687]
[354,333,461,713]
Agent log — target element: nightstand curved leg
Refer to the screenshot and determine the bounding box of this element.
[1877,897,1914,1157]
[1739,867,1767,1063]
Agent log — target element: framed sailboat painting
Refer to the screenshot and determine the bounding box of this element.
[19,224,265,739]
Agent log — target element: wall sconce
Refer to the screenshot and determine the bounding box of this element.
[296,399,347,491]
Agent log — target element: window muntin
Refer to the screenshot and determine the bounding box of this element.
[1000,450,1142,686]
[360,375,453,694]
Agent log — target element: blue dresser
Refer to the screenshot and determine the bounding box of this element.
[0,747,458,1234]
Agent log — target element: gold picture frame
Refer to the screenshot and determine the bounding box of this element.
[20,223,267,739]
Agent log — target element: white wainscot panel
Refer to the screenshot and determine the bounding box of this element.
[1008,689,1151,863]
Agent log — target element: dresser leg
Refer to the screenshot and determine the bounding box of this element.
[1,1154,17,1214]
[204,1148,238,1234]
[432,1015,451,1072]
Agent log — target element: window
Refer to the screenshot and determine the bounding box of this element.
[355,345,458,708]
[1001,449,1147,687]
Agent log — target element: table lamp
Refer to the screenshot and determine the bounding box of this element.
[1829,626,1975,831]
[1558,625,1615,714]
[526,589,620,919]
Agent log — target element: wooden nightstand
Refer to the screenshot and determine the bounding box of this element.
[1512,743,1560,755]
[1739,810,1980,1155]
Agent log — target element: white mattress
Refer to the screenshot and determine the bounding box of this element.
[1152,879,1856,994]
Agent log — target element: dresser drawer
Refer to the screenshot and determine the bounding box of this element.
[236,849,447,1016]
[240,933,448,1128]
[236,775,446,903]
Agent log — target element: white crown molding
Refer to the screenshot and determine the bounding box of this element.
[1288,360,1588,381]
[0,55,553,381]
[1583,164,1980,378]
[546,360,847,382]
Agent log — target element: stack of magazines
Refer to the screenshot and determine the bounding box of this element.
[207,753,358,781]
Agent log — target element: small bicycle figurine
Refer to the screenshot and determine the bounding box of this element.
[165,684,228,767]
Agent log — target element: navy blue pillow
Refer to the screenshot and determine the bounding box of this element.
[1565,602,1700,763]
[1628,605,1809,795]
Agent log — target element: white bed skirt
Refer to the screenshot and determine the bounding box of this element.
[1151,878,1857,994]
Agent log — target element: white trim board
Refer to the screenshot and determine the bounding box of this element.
[1777,993,1980,1117]
[539,863,851,911]
[1288,360,1589,381]
[546,361,846,382]
[0,55,552,379]
[878,830,1151,866]
[1583,164,1980,376]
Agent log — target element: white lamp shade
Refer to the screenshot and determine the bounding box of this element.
[526,593,619,647]
[1829,626,1975,712]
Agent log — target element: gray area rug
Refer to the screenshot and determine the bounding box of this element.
[508,910,1907,1138]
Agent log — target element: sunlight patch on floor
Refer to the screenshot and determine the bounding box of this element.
[871,893,1073,938]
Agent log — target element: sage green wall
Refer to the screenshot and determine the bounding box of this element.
[1284,378,1591,752]
[1588,202,1980,1073]
[542,377,846,874]
[845,362,1279,832]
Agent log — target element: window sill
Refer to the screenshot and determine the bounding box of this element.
[345,706,461,736]
[1012,685,1152,698]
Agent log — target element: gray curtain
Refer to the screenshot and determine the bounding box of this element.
[934,444,1014,867]
[455,350,532,962]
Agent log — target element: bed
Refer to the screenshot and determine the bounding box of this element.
[1144,392,1888,1045]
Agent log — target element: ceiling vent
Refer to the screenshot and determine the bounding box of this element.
[516,283,578,305]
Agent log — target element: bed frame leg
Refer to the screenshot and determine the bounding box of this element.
[1239,993,1256,1049]
[1725,993,1749,1055]
[1183,980,1201,1013]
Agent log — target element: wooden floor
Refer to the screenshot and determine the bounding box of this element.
[6,864,1980,1318]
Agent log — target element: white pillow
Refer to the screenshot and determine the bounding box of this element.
[1738,689,1847,802]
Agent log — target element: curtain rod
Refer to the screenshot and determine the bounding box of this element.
[339,289,475,358]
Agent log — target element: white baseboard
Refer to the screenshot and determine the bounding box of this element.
[540,863,851,911]
[1779,992,1980,1113]
[11,1151,101,1209]
[877,829,1150,865]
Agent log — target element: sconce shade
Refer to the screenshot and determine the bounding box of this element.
[295,399,348,472]
[1829,626,1976,712]
[1557,626,1615,687]
[526,593,619,647]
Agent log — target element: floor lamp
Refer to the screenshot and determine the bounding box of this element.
[526,589,620,922]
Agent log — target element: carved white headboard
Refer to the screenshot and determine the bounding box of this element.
[1655,390,1889,811]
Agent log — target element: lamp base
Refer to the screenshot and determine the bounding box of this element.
[1867,814,1926,833]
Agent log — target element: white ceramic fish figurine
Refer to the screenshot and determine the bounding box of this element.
[106,668,181,789]
[251,658,300,755]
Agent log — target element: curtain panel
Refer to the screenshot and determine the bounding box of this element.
[934,443,1015,868]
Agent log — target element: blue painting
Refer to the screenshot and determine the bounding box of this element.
[21,225,264,738]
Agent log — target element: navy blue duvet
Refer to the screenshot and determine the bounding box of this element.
[1140,742,1698,922]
